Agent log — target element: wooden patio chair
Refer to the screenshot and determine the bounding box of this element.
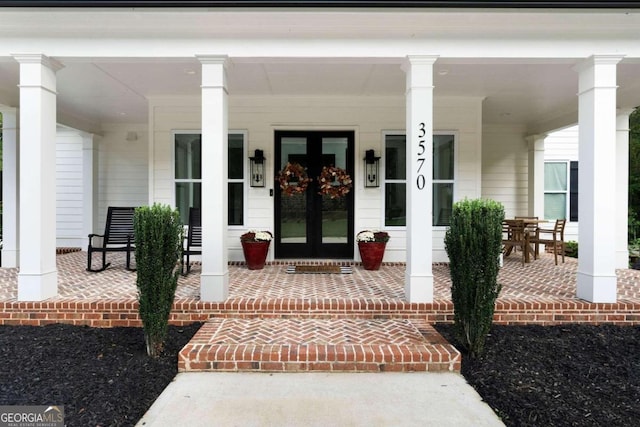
[531,218,566,265]
[87,206,136,272]
[502,219,528,265]
[181,207,202,276]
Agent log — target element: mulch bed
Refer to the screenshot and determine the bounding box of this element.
[435,323,640,427]
[0,323,201,427]
[0,322,638,426]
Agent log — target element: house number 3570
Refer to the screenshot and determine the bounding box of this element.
[416,122,427,190]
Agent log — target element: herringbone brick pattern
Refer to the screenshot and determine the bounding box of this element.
[179,318,460,372]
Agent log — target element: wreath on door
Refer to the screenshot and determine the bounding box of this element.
[317,166,352,199]
[276,162,312,196]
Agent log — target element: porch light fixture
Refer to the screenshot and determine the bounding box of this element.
[364,149,381,188]
[249,149,266,187]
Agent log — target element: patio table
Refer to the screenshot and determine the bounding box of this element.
[503,218,548,263]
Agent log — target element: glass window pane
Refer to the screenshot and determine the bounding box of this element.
[228,182,244,226]
[228,134,244,180]
[175,182,201,225]
[544,193,566,220]
[385,182,406,226]
[175,134,201,179]
[385,135,406,180]
[544,163,567,191]
[433,183,454,226]
[433,135,454,180]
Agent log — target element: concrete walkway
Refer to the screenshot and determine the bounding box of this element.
[136,372,505,427]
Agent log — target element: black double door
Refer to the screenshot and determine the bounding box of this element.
[274,131,355,258]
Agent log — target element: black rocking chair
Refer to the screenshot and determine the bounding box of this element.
[87,206,137,272]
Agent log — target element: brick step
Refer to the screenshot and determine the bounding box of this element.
[178,318,461,373]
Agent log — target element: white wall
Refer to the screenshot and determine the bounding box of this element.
[56,130,84,247]
[149,95,487,262]
[482,124,530,217]
[544,125,579,243]
[96,126,149,229]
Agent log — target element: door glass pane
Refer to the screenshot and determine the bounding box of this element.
[385,183,406,226]
[321,137,349,243]
[280,137,308,243]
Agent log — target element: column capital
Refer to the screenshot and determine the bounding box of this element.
[525,134,547,151]
[11,53,64,72]
[572,54,625,73]
[196,55,229,66]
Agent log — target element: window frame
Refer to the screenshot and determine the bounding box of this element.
[172,129,248,228]
[381,130,457,229]
[543,160,570,221]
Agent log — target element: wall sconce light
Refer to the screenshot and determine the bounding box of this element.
[364,149,381,188]
[249,149,266,187]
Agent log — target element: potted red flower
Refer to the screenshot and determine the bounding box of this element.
[240,230,273,270]
[356,230,390,270]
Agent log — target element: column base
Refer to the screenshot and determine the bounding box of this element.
[200,271,229,302]
[404,272,434,303]
[576,271,617,303]
[1,249,18,268]
[615,249,630,269]
[18,270,58,301]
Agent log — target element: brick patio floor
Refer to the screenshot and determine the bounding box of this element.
[1,250,638,372]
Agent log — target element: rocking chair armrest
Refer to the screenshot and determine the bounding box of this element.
[88,233,105,239]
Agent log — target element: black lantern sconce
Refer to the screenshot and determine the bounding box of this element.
[249,149,266,187]
[364,149,381,188]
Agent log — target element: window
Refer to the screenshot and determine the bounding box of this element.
[174,131,246,226]
[433,135,455,226]
[384,134,406,226]
[384,132,455,227]
[544,161,578,221]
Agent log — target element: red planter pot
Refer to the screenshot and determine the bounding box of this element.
[241,241,270,270]
[358,241,387,270]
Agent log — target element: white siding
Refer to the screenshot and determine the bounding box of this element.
[56,131,84,247]
[482,124,529,217]
[150,95,484,262]
[544,125,579,243]
[97,126,149,229]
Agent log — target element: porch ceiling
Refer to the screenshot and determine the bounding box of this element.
[0,57,639,133]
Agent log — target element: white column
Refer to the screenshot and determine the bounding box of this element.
[526,134,546,219]
[13,54,62,301]
[615,109,633,268]
[402,55,438,303]
[82,134,99,238]
[0,107,18,267]
[573,55,623,303]
[197,55,229,301]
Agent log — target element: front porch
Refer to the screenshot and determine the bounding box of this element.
[2,250,639,325]
[1,251,639,373]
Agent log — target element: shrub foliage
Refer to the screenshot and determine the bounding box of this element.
[444,198,504,358]
[134,204,183,358]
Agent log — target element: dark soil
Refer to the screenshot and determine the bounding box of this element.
[436,323,640,427]
[0,323,201,427]
[1,323,638,426]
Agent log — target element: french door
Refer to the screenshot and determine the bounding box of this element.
[274,130,355,258]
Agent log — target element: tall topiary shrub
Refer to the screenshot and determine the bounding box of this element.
[134,204,183,358]
[444,198,504,358]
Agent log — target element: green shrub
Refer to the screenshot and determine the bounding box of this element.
[444,198,504,359]
[134,204,183,358]
[565,241,579,258]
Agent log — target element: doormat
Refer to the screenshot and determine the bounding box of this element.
[286,265,353,274]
